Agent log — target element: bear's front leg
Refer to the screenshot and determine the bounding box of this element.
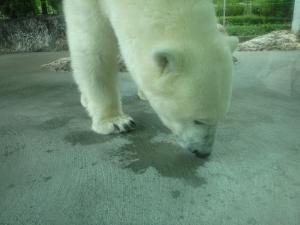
[64,0,135,135]
[72,52,136,134]
[79,93,135,134]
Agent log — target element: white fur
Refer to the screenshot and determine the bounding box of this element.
[64,0,237,154]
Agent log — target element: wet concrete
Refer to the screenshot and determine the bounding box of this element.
[0,51,300,225]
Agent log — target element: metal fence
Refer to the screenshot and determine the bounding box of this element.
[214,1,295,40]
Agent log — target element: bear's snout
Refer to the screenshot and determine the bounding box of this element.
[188,134,215,158]
[176,124,216,158]
[190,138,214,158]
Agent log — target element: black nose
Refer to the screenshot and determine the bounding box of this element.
[192,150,211,158]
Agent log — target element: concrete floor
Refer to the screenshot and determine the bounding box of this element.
[0,51,299,225]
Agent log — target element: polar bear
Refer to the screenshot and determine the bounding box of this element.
[64,0,238,157]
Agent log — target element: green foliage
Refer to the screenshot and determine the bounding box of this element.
[252,0,294,18]
[0,0,38,18]
[218,15,290,25]
[226,4,245,16]
[215,0,293,38]
[215,3,245,16]
[214,0,294,18]
[0,0,62,18]
[226,23,291,36]
[47,0,63,14]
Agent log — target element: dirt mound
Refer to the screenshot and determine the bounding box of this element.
[238,30,300,51]
[41,56,127,72]
[41,57,71,72]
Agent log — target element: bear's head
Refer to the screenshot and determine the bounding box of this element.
[141,40,235,158]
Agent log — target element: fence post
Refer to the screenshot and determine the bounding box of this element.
[292,0,300,35]
[223,0,226,26]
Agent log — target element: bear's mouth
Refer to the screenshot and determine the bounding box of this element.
[192,150,211,158]
[176,124,216,158]
[186,139,214,158]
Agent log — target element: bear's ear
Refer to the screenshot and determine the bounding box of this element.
[153,49,177,73]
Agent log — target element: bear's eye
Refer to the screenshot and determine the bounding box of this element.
[194,120,206,125]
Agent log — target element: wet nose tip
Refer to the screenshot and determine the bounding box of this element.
[190,139,214,158]
[192,150,211,158]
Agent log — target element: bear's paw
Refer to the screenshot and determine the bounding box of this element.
[92,115,136,135]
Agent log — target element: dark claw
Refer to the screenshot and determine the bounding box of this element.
[113,124,120,132]
[123,124,132,132]
[192,150,211,158]
[129,120,136,128]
